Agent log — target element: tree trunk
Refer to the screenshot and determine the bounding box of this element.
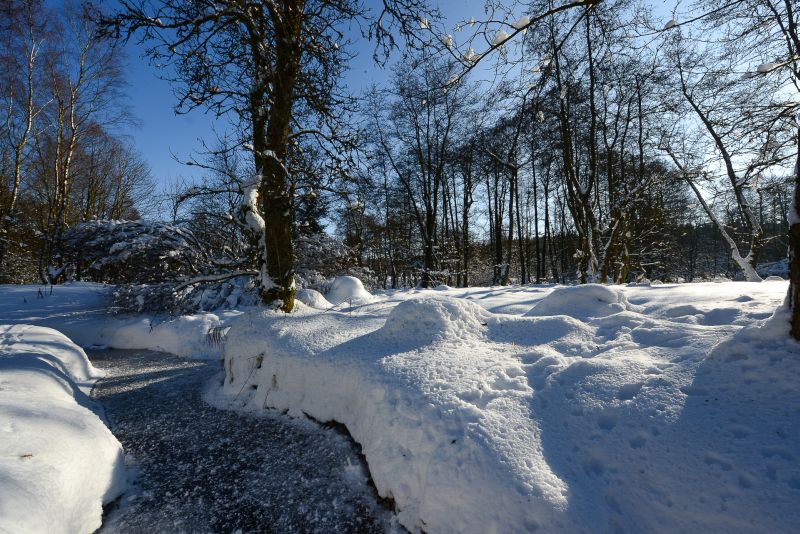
[255,4,305,311]
[790,125,800,339]
[502,169,515,285]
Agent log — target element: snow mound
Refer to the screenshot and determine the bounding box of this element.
[219,307,569,533]
[765,275,785,282]
[326,276,373,306]
[489,314,596,351]
[107,313,230,359]
[0,325,126,534]
[296,288,331,309]
[378,296,491,344]
[525,284,639,318]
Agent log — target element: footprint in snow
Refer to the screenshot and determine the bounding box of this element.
[617,383,643,401]
[704,451,733,471]
[597,408,618,430]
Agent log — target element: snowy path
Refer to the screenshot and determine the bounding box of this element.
[88,349,391,533]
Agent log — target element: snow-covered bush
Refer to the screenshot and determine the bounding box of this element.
[296,288,332,309]
[64,220,263,314]
[111,276,258,315]
[63,220,202,283]
[325,275,374,306]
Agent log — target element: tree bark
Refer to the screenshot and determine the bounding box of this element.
[254,1,306,311]
[790,124,800,339]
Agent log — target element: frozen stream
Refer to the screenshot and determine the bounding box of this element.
[88,348,391,533]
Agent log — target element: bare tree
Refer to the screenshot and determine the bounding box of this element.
[36,2,128,282]
[370,55,469,287]
[104,0,431,310]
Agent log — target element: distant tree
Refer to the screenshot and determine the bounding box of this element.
[0,0,149,283]
[369,54,471,287]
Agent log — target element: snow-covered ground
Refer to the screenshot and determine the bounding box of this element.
[0,324,126,533]
[1,279,798,533]
[216,280,799,533]
[0,283,239,358]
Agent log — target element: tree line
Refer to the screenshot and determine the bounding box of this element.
[0,0,154,284]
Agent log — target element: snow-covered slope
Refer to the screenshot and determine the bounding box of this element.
[216,282,799,533]
[0,324,126,534]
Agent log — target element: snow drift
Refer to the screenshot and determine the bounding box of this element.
[0,283,239,359]
[218,285,800,533]
[0,324,126,534]
[524,283,640,318]
[296,288,332,309]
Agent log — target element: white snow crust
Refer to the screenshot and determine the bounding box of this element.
[216,281,799,533]
[296,288,332,309]
[524,283,641,318]
[0,324,126,534]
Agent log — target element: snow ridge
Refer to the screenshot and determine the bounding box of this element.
[218,283,799,533]
[0,325,126,534]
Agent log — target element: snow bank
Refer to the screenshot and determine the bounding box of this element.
[0,324,126,534]
[98,312,237,359]
[524,283,639,318]
[218,298,575,532]
[217,283,799,533]
[325,276,373,306]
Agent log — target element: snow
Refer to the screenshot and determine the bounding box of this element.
[215,280,798,533]
[757,62,780,73]
[1,280,797,533]
[105,313,238,358]
[512,16,530,30]
[296,288,332,309]
[523,283,641,318]
[325,275,374,306]
[0,324,126,534]
[491,30,510,46]
[0,283,240,359]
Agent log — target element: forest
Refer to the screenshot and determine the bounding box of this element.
[1,0,798,331]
